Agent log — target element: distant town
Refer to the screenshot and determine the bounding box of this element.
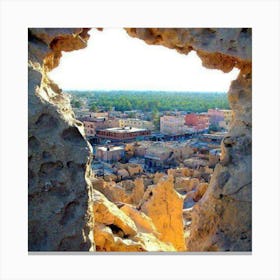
[68,90,232,194]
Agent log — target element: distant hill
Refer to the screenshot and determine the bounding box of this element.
[67,90,229,112]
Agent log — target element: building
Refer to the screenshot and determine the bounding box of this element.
[89,112,109,119]
[119,118,154,130]
[96,146,125,162]
[208,109,233,130]
[96,127,151,141]
[144,142,176,171]
[104,118,121,128]
[83,117,107,137]
[82,116,123,137]
[160,115,187,136]
[208,109,224,125]
[74,108,91,119]
[185,113,210,132]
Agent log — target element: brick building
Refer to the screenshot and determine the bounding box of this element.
[82,117,121,137]
[83,117,106,137]
[96,127,151,141]
[185,113,210,132]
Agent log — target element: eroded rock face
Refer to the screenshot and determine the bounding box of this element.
[92,190,175,252]
[139,176,186,251]
[91,177,145,206]
[28,28,94,251]
[126,28,252,251]
[29,28,252,252]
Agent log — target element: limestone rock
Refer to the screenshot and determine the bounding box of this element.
[91,178,132,204]
[131,178,145,205]
[193,183,209,202]
[29,27,252,252]
[126,28,251,72]
[117,168,129,180]
[174,177,200,193]
[139,176,186,251]
[126,163,143,176]
[153,172,165,184]
[94,223,143,252]
[120,204,159,236]
[92,190,137,236]
[92,190,175,252]
[28,28,94,251]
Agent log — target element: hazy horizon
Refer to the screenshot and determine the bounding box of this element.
[49,29,239,92]
[66,89,227,94]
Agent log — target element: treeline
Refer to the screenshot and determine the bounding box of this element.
[68,90,229,112]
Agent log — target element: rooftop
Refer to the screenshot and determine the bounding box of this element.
[97,146,124,152]
[98,127,148,133]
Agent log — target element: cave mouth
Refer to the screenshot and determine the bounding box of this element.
[28,27,252,252]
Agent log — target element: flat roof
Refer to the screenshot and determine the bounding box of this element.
[98,127,148,133]
[97,146,124,152]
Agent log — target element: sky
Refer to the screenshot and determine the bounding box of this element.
[49,28,239,92]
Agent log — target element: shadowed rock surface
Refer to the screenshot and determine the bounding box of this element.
[28,28,94,251]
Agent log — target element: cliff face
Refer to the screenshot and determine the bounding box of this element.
[28,28,95,251]
[126,28,252,251]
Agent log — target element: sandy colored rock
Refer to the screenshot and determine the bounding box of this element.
[93,190,176,252]
[175,177,200,193]
[126,163,143,176]
[126,28,251,72]
[91,178,132,204]
[131,177,145,205]
[153,172,165,184]
[28,28,94,251]
[94,223,143,252]
[120,204,159,236]
[95,223,175,252]
[29,27,252,252]
[139,176,186,251]
[186,70,252,251]
[193,183,208,202]
[117,168,129,179]
[103,174,117,182]
[174,177,191,192]
[92,189,137,236]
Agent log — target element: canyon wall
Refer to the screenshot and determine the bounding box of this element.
[126,28,252,251]
[28,28,95,251]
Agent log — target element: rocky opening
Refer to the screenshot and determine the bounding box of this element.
[28,28,252,251]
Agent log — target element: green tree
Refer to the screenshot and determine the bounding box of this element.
[71,99,81,108]
[90,103,98,112]
[128,112,136,118]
